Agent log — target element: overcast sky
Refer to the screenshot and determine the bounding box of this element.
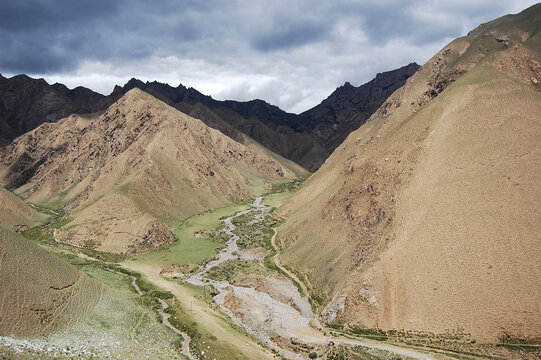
[1,1,538,113]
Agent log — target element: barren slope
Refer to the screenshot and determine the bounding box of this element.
[0,226,103,337]
[105,64,419,171]
[277,4,541,341]
[0,186,43,229]
[0,89,306,253]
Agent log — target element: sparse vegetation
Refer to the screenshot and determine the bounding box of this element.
[207,259,272,282]
[3,6,541,357]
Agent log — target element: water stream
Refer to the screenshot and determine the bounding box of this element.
[186,197,318,360]
[183,197,437,360]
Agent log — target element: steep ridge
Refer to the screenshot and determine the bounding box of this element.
[296,63,420,153]
[110,64,419,171]
[0,226,103,336]
[0,89,306,253]
[276,4,541,341]
[110,78,328,171]
[0,74,112,146]
[1,63,417,171]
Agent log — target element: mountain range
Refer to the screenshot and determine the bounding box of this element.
[0,62,419,171]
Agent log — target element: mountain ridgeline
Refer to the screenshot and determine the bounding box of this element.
[0,63,419,170]
[0,3,540,355]
[0,89,306,253]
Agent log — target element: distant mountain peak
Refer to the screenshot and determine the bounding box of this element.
[1,63,419,171]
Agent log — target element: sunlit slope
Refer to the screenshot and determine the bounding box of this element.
[0,89,307,253]
[0,186,43,229]
[0,226,103,336]
[276,4,541,340]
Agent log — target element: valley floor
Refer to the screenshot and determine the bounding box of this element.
[2,184,538,360]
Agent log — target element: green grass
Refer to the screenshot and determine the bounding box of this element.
[130,202,250,268]
[261,191,293,207]
[130,235,222,269]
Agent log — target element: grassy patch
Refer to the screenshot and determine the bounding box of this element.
[130,202,250,269]
[265,175,308,195]
[261,191,293,208]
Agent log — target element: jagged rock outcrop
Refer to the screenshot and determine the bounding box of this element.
[296,63,420,152]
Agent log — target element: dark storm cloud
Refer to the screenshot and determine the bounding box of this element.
[0,0,120,72]
[1,0,538,112]
[0,0,207,73]
[251,18,330,51]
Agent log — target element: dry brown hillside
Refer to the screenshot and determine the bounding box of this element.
[276,4,541,341]
[0,89,306,253]
[0,226,103,336]
[0,186,43,230]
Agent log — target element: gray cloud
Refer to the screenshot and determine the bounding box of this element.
[251,17,330,51]
[1,0,538,113]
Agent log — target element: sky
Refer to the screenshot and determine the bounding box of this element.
[1,1,538,113]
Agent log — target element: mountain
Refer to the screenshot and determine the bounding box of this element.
[296,63,420,153]
[108,78,329,171]
[0,89,306,254]
[0,74,113,147]
[109,64,419,171]
[276,4,541,341]
[0,64,418,171]
[0,226,103,336]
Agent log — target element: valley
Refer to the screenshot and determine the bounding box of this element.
[3,182,536,359]
[1,3,540,360]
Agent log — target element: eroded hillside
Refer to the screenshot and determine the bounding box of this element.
[0,89,306,253]
[0,186,44,230]
[276,4,541,341]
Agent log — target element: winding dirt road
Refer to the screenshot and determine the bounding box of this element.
[270,229,310,298]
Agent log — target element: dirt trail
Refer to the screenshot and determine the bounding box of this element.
[102,264,193,358]
[122,261,275,360]
[270,229,310,299]
[130,276,143,295]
